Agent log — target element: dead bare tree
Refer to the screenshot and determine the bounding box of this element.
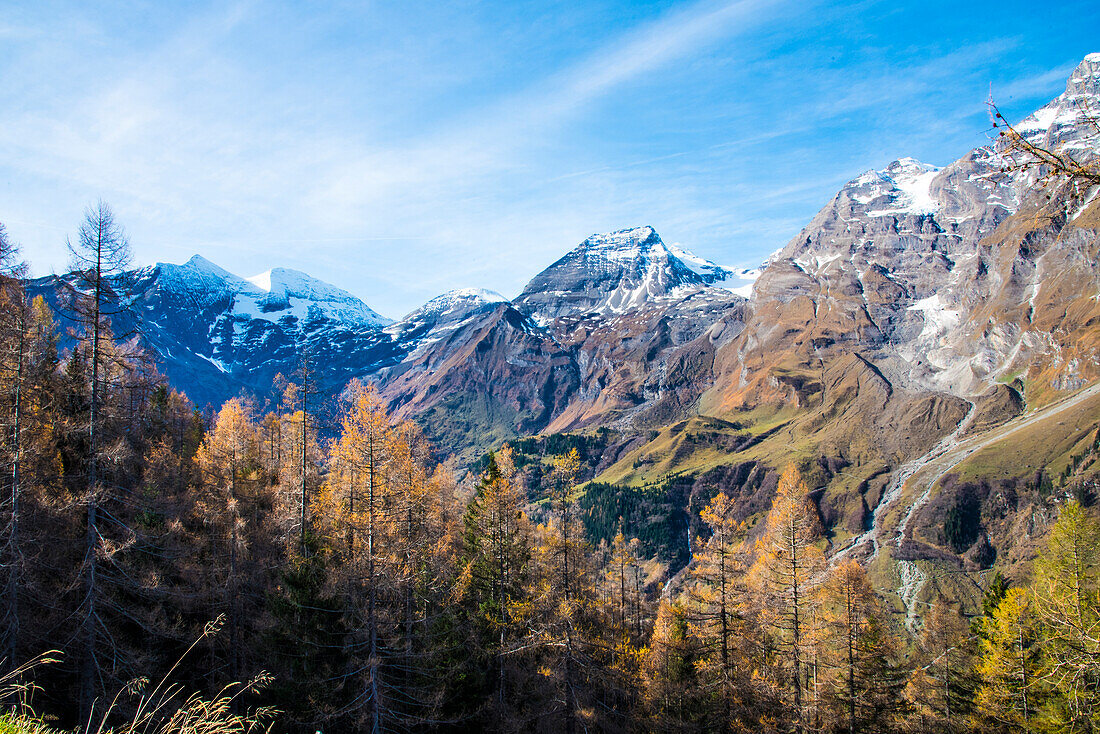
[64,201,134,721]
[0,223,18,274]
[0,222,27,676]
[988,95,1100,213]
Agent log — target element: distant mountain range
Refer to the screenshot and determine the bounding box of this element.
[30,219,758,427]
[30,54,1100,601]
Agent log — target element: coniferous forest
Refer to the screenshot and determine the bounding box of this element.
[2,208,1100,732]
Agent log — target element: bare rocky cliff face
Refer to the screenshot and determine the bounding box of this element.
[34,58,1099,485]
[706,54,1100,418]
[377,294,581,454]
[377,226,751,455]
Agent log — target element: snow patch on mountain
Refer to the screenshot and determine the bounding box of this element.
[667,242,762,296]
[847,158,942,218]
[666,242,729,280]
[728,273,760,299]
[386,287,510,351]
[907,294,961,341]
[197,353,231,374]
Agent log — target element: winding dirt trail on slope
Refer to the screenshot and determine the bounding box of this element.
[828,381,1100,629]
[901,380,1100,524]
[832,401,978,564]
[889,381,1100,628]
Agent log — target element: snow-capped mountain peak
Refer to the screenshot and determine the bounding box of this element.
[155,254,255,299]
[516,226,747,320]
[31,254,402,406]
[1011,54,1100,153]
[155,254,394,371]
[424,288,508,309]
[386,288,510,345]
[843,157,942,218]
[238,267,392,328]
[183,253,234,276]
[155,256,390,327]
[576,225,664,263]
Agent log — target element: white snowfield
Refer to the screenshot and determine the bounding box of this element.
[572,226,758,314]
[846,157,942,218]
[906,294,961,341]
[159,255,393,328]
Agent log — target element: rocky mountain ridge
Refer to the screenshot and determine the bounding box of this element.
[30,254,402,407]
[30,56,1100,607]
[34,55,1100,452]
[32,225,749,434]
[707,53,1100,412]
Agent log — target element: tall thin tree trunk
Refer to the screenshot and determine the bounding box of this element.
[229,468,240,715]
[497,500,507,717]
[618,555,626,633]
[80,240,103,722]
[790,522,803,734]
[368,430,380,734]
[1019,625,1030,734]
[720,546,730,734]
[847,584,855,734]
[404,495,414,699]
[4,298,26,671]
[561,490,576,734]
[944,643,952,727]
[299,359,309,557]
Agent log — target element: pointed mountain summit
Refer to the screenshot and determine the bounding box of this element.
[386,288,509,346]
[713,52,1100,410]
[515,226,741,321]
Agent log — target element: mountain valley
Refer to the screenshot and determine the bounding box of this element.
[24,53,1100,636]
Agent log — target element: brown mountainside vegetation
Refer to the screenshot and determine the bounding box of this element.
[3,57,1100,732]
[2,211,1100,732]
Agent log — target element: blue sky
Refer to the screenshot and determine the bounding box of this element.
[1,0,1097,318]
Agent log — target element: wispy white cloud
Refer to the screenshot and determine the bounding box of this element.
[991,61,1079,114]
[533,0,786,119]
[0,0,1092,316]
[303,0,792,227]
[3,0,797,314]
